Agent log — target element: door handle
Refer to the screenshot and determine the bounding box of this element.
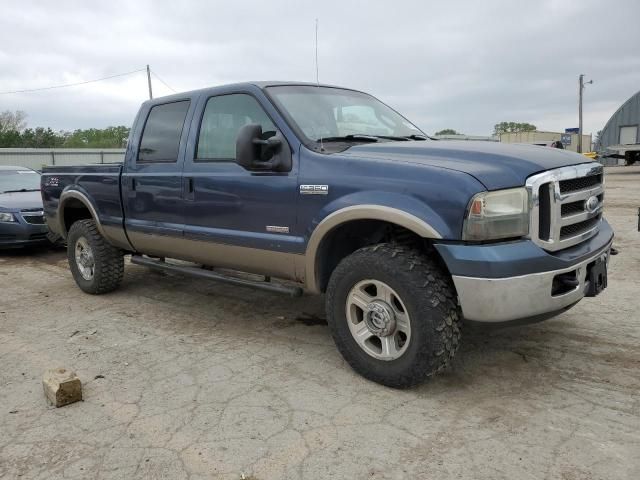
[130,177,136,191]
[185,177,195,200]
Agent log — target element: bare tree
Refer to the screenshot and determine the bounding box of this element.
[0,110,27,134]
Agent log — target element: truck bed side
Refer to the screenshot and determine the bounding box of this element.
[41,164,132,250]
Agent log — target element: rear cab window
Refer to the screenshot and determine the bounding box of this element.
[138,101,191,163]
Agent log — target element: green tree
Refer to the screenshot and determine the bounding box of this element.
[0,109,130,148]
[434,129,460,136]
[0,125,130,148]
[493,122,537,135]
[19,127,64,148]
[62,126,129,148]
[0,129,22,147]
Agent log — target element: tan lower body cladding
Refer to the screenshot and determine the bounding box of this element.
[127,231,304,283]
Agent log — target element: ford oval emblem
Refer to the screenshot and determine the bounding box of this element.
[584,195,600,213]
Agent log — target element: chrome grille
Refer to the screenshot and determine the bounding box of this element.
[560,194,603,217]
[560,200,585,216]
[526,163,604,251]
[558,174,602,193]
[560,216,601,239]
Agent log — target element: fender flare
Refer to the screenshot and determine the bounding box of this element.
[58,190,105,239]
[303,204,442,293]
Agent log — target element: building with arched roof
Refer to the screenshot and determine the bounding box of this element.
[598,90,640,164]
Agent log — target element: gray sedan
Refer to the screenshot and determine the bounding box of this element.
[0,166,50,248]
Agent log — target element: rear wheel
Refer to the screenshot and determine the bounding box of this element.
[67,219,124,294]
[326,243,461,388]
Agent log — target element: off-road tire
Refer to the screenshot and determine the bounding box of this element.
[326,243,462,388]
[67,219,124,294]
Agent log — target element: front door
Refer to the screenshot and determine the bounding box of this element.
[180,92,301,279]
[122,99,193,253]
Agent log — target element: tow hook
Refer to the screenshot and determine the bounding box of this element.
[552,272,580,296]
[556,273,579,288]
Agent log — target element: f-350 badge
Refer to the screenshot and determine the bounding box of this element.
[299,185,328,195]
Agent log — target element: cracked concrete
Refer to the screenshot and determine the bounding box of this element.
[1,166,639,479]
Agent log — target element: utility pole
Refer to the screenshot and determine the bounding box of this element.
[146,64,153,100]
[578,74,593,153]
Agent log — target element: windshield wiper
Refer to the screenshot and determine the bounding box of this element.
[3,188,40,193]
[316,134,428,143]
[369,135,411,141]
[404,134,428,140]
[316,134,379,143]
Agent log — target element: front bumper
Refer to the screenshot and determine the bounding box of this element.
[435,220,614,323]
[0,213,49,248]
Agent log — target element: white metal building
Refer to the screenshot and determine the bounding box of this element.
[499,131,591,153]
[597,90,640,164]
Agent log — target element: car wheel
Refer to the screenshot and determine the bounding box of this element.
[326,243,461,388]
[67,219,124,294]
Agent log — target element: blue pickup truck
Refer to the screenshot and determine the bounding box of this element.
[42,82,613,387]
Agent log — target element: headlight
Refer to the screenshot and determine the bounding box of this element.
[463,188,529,241]
[0,212,16,223]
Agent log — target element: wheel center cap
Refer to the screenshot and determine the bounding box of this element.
[365,301,396,337]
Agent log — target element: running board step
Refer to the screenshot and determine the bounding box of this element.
[130,255,303,297]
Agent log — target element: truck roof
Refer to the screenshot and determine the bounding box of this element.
[143,81,361,105]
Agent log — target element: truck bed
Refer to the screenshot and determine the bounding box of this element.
[41,163,124,240]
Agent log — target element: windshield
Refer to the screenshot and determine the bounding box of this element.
[266,86,424,145]
[0,170,41,193]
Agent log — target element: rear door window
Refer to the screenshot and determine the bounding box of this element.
[138,101,190,163]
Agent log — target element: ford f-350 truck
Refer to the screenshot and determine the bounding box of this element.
[41,82,613,388]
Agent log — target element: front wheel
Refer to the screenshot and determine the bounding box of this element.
[326,244,462,388]
[67,219,124,294]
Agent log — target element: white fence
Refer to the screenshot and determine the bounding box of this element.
[0,148,125,170]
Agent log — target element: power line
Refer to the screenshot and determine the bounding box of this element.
[150,70,177,93]
[0,68,146,96]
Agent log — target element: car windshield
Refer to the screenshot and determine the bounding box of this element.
[266,85,425,145]
[0,170,41,193]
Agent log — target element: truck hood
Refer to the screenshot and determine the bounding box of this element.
[0,190,43,211]
[342,141,591,190]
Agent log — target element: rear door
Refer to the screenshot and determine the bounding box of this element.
[122,99,193,252]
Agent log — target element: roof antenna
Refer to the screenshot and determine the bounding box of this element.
[315,19,320,85]
[315,18,324,152]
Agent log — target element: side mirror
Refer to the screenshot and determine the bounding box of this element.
[236,124,290,172]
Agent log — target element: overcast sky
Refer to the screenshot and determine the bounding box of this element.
[1,0,639,136]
